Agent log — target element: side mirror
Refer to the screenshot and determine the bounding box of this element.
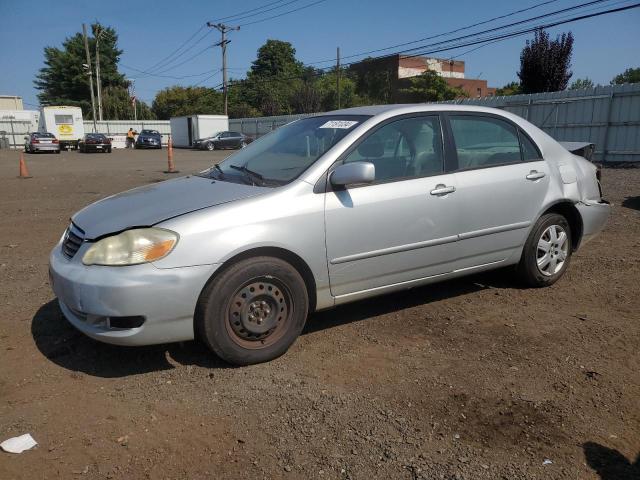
[24,136,29,140]
[330,162,375,187]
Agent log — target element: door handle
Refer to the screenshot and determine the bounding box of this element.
[526,170,546,180]
[430,184,456,196]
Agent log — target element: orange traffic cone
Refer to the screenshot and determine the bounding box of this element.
[18,152,32,179]
[164,136,179,174]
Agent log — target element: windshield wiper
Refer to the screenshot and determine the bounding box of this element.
[229,164,264,186]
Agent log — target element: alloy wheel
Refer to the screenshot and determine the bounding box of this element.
[536,224,569,276]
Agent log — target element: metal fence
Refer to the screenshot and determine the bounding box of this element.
[0,119,32,149]
[83,120,172,136]
[229,113,318,139]
[229,83,640,163]
[445,83,640,163]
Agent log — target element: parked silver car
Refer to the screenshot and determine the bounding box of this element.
[25,132,61,154]
[49,105,610,365]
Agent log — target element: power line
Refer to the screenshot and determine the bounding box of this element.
[238,0,329,26]
[121,64,218,80]
[308,0,610,65]
[149,44,215,76]
[224,2,640,89]
[215,0,303,23]
[211,0,292,22]
[136,25,207,74]
[373,2,640,63]
[127,29,213,78]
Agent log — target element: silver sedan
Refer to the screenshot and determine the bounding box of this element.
[49,105,610,365]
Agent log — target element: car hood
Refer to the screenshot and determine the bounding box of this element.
[72,175,269,240]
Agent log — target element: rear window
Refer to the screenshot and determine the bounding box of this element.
[54,114,73,125]
[449,115,522,169]
[35,132,55,138]
[141,130,159,135]
[86,134,106,140]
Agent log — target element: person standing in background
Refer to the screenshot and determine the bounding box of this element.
[126,128,137,148]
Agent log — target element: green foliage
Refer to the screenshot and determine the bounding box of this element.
[569,78,595,90]
[518,28,574,94]
[151,86,223,119]
[495,81,521,96]
[102,86,155,120]
[611,67,640,85]
[349,58,395,104]
[398,71,466,102]
[34,23,131,119]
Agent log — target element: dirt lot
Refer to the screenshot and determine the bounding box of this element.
[0,147,638,480]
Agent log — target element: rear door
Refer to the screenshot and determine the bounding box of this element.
[445,113,549,269]
[324,114,461,297]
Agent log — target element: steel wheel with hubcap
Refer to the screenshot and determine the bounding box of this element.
[518,213,572,287]
[206,141,215,151]
[227,278,291,349]
[196,256,308,365]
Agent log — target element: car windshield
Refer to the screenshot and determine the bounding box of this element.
[200,115,369,186]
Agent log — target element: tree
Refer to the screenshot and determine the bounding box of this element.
[495,81,521,96]
[34,23,130,119]
[151,86,223,119]
[611,67,640,85]
[241,39,305,116]
[518,28,574,94]
[103,86,155,120]
[350,57,395,104]
[569,78,595,90]
[398,71,466,102]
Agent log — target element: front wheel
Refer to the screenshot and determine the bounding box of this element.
[196,257,309,365]
[517,213,572,287]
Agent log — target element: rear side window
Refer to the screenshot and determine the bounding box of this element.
[520,131,541,160]
[449,116,521,170]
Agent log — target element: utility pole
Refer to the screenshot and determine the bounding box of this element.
[336,47,341,109]
[207,22,240,116]
[82,24,98,131]
[95,26,105,121]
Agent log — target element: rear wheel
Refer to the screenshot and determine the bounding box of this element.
[517,213,572,287]
[196,256,309,365]
[206,141,215,151]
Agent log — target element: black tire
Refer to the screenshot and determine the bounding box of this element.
[107,147,112,153]
[517,213,572,287]
[55,150,60,154]
[196,256,309,365]
[206,141,215,151]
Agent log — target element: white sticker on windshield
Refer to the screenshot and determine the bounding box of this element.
[318,120,359,129]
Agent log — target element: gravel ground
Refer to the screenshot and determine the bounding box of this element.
[0,148,638,480]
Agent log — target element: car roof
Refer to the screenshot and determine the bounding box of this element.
[326,104,507,117]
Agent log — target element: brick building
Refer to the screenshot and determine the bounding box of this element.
[350,54,495,100]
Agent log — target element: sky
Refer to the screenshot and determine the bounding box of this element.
[1,0,639,109]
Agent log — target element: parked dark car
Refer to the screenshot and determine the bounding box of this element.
[135,129,162,149]
[193,131,252,150]
[24,132,60,154]
[79,133,112,153]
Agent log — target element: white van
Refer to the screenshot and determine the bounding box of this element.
[39,106,84,149]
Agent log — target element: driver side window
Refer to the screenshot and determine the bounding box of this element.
[343,116,443,183]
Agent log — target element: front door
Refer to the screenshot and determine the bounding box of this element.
[324,115,461,297]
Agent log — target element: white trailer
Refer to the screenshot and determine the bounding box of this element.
[170,115,228,148]
[39,106,84,149]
